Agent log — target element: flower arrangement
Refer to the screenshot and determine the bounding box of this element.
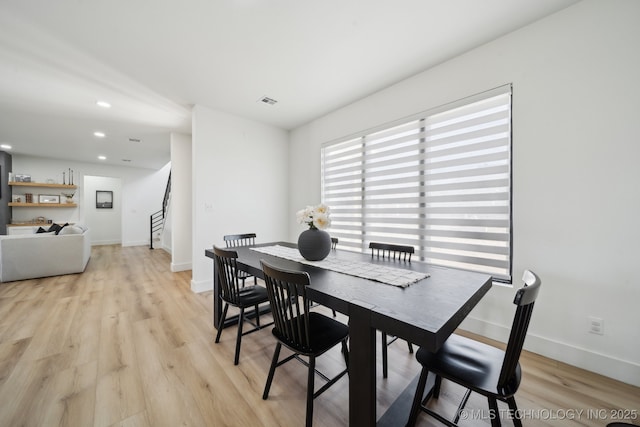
[61,192,75,203]
[296,203,331,230]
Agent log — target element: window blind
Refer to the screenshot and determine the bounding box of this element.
[321,85,512,282]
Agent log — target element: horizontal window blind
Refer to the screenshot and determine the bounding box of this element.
[322,85,512,282]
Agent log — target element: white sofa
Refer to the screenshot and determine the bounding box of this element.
[0,226,91,282]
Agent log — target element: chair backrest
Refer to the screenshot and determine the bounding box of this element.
[224,233,256,248]
[331,237,338,249]
[260,260,313,351]
[213,245,243,305]
[369,242,414,262]
[498,269,542,394]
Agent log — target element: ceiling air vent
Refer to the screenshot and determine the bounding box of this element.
[258,96,278,106]
[128,138,141,143]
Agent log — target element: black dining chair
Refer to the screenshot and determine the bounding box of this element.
[260,260,349,427]
[369,241,415,379]
[370,241,414,261]
[406,269,542,427]
[213,245,271,365]
[223,233,258,286]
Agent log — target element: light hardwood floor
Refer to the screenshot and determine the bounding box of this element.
[0,245,638,426]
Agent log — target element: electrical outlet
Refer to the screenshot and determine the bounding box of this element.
[588,316,604,335]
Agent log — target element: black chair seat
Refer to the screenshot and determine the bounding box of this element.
[273,312,349,355]
[237,285,269,307]
[236,269,253,280]
[415,334,521,397]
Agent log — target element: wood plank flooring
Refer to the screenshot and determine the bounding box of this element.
[0,245,638,426]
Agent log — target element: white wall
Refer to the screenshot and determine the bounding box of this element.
[191,106,289,292]
[170,132,192,271]
[121,162,171,247]
[12,155,171,246]
[289,0,640,386]
[84,175,122,245]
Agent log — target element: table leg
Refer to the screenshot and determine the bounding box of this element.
[213,261,221,329]
[348,304,377,426]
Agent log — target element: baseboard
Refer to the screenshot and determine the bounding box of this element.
[191,278,213,293]
[92,239,122,246]
[171,261,191,272]
[461,316,640,387]
[121,240,148,247]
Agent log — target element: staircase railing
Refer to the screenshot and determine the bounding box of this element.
[150,171,171,249]
[162,172,171,218]
[150,209,163,249]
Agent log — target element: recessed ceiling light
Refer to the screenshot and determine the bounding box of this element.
[96,100,111,108]
[94,131,106,138]
[0,144,11,150]
[98,155,107,160]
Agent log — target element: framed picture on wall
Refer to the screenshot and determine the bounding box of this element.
[96,190,113,209]
[39,194,60,204]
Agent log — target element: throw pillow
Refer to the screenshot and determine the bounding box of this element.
[47,223,62,233]
[58,225,83,235]
[56,222,70,235]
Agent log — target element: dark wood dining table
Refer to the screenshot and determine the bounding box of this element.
[205,242,492,426]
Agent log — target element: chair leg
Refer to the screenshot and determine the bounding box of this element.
[215,303,229,343]
[255,304,261,328]
[253,276,258,285]
[506,396,523,427]
[332,309,337,317]
[433,375,442,398]
[306,356,316,427]
[406,367,429,427]
[341,339,349,369]
[381,332,388,378]
[407,341,414,354]
[263,342,282,399]
[234,307,245,365]
[488,397,502,427]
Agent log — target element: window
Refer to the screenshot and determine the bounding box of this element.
[321,85,512,282]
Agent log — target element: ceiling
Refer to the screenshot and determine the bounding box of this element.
[0,0,579,170]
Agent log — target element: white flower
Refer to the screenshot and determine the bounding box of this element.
[296,206,313,224]
[297,203,331,230]
[314,203,330,216]
[313,213,331,230]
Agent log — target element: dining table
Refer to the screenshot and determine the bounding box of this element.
[205,241,492,426]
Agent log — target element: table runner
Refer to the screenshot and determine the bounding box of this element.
[251,245,428,288]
